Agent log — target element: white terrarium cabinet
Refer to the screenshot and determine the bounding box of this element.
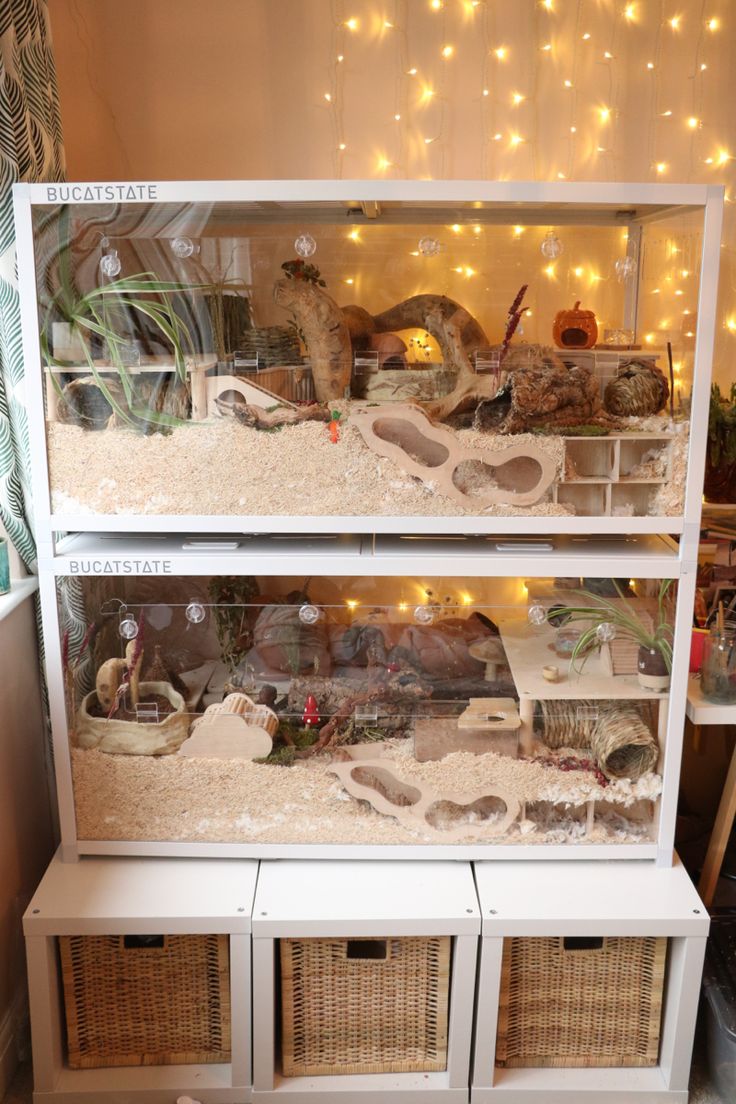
[11,180,724,545]
[42,532,689,864]
[23,853,258,1104]
[472,857,709,1103]
[251,860,480,1104]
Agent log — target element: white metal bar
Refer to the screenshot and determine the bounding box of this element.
[254,1071,465,1103]
[446,936,478,1090]
[471,937,504,1091]
[682,187,725,558]
[37,571,79,859]
[657,936,708,1091]
[473,1066,679,1103]
[75,840,660,862]
[24,179,713,208]
[230,933,252,1091]
[26,935,63,1093]
[11,184,53,549]
[45,512,688,537]
[252,938,276,1093]
[656,570,698,867]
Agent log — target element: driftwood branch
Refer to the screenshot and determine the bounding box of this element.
[216,397,331,430]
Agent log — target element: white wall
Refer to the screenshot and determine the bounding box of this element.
[46,0,736,384]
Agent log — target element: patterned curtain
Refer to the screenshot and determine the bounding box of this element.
[0,0,65,570]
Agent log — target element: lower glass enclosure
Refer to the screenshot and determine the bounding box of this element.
[56,572,674,849]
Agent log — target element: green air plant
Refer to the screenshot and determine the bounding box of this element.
[547,579,675,674]
[39,206,201,432]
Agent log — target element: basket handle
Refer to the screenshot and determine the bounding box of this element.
[345,939,389,961]
[120,934,169,951]
[562,936,605,952]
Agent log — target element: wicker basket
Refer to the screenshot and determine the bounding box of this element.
[235,325,302,368]
[280,936,451,1076]
[495,936,666,1068]
[59,934,231,1068]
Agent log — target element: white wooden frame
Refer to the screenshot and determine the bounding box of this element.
[12,179,724,546]
[471,857,709,1104]
[251,861,480,1104]
[23,852,258,1104]
[39,533,688,864]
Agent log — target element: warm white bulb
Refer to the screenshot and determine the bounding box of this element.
[441,44,454,59]
[570,125,577,133]
[430,0,442,8]
[512,91,525,105]
[599,106,611,121]
[687,117,700,129]
[509,133,523,146]
[669,15,681,29]
[407,67,418,75]
[563,79,573,88]
[582,32,591,40]
[647,61,655,69]
[345,17,358,30]
[656,162,668,174]
[338,142,346,150]
[394,113,401,120]
[542,43,552,51]
[494,46,507,60]
[624,3,635,19]
[482,88,489,96]
[324,92,332,102]
[707,18,719,31]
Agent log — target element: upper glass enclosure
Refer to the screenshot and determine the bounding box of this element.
[16,181,721,534]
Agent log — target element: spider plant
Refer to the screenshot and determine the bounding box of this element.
[39,206,202,431]
[547,579,675,674]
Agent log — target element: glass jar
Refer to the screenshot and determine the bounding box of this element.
[701,630,736,703]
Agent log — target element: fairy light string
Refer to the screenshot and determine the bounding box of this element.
[314,0,734,366]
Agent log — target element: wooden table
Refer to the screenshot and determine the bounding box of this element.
[686,674,736,907]
[497,615,669,758]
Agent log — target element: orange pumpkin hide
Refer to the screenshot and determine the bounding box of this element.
[553,301,598,349]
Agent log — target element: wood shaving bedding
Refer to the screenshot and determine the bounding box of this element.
[71,743,661,846]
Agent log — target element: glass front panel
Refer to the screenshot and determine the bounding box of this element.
[58,572,674,847]
[31,196,702,522]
